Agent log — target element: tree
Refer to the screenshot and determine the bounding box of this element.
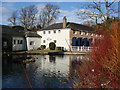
[76,0,119,24]
[74,20,120,88]
[49,42,56,50]
[83,20,96,26]
[39,4,60,28]
[30,25,42,31]
[8,10,18,26]
[19,5,38,29]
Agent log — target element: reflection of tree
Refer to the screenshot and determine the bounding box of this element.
[2,55,26,75]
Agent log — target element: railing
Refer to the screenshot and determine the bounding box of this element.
[72,46,93,52]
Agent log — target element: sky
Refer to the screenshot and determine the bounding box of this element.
[0,1,119,25]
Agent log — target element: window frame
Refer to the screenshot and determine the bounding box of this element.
[30,41,35,45]
[48,31,51,34]
[43,40,45,43]
[54,40,57,43]
[58,30,61,33]
[14,40,16,44]
[54,30,56,33]
[43,31,45,34]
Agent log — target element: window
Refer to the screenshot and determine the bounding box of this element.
[14,40,16,44]
[54,30,56,33]
[48,31,51,34]
[81,32,83,35]
[73,31,77,34]
[54,40,56,43]
[85,32,88,35]
[58,30,61,32]
[91,33,94,36]
[43,40,45,43]
[79,31,81,35]
[30,41,34,45]
[20,40,23,44]
[18,40,20,44]
[43,31,45,34]
[86,32,89,36]
[3,41,7,47]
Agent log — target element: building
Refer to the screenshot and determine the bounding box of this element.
[37,17,100,51]
[26,31,41,50]
[1,25,41,52]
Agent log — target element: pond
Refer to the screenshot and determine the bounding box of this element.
[2,54,90,88]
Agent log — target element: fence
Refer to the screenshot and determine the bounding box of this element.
[71,46,93,52]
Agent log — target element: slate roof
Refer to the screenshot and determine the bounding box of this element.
[41,22,94,32]
[1,25,41,37]
[12,26,31,31]
[1,25,25,37]
[26,32,42,37]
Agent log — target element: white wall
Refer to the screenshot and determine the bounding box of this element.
[12,37,25,51]
[37,28,71,51]
[26,37,41,50]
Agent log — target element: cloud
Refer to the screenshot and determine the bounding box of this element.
[0,7,12,25]
[56,9,91,24]
[1,3,16,25]
[36,4,45,12]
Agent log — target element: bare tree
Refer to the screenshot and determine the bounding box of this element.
[39,4,60,28]
[83,20,96,26]
[19,5,38,29]
[76,0,119,24]
[8,10,18,26]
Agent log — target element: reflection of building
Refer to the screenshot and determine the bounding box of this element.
[37,17,101,51]
[1,25,41,52]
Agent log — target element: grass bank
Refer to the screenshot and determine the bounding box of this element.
[2,50,88,55]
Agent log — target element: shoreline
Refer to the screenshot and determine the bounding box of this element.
[2,50,89,55]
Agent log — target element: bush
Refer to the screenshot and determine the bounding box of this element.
[49,42,56,50]
[74,21,120,88]
[39,45,46,50]
[56,47,64,51]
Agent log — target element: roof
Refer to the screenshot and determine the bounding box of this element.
[1,25,41,38]
[1,25,25,37]
[12,26,31,31]
[41,22,94,32]
[26,32,42,37]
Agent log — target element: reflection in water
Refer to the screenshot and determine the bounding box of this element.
[49,55,56,64]
[2,54,90,88]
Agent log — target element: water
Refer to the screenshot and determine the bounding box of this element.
[2,54,90,88]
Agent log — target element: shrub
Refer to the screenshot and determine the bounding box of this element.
[40,45,46,50]
[56,47,64,51]
[74,21,120,88]
[49,42,56,50]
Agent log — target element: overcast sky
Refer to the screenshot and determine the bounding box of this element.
[0,1,119,25]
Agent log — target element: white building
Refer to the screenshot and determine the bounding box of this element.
[37,17,100,51]
[2,25,41,52]
[12,37,26,51]
[26,31,42,50]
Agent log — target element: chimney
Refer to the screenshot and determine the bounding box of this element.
[63,16,67,28]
